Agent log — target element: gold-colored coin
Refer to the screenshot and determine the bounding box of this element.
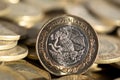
[96,35,120,64]
[0,24,20,40]
[0,1,10,16]
[0,19,27,39]
[0,66,26,80]
[27,47,38,60]
[5,60,51,80]
[0,40,17,50]
[65,5,115,33]
[0,45,28,62]
[6,3,43,28]
[53,74,92,80]
[86,0,120,26]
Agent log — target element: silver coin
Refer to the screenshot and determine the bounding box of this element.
[0,66,26,80]
[86,0,120,26]
[0,45,28,61]
[65,5,115,33]
[5,60,51,80]
[0,24,20,40]
[0,40,17,50]
[36,15,98,75]
[96,35,120,64]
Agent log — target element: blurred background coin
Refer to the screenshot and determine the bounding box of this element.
[96,35,120,64]
[5,3,43,28]
[0,66,26,80]
[36,15,98,75]
[86,0,120,26]
[0,45,28,62]
[0,40,17,50]
[0,24,20,40]
[5,60,51,80]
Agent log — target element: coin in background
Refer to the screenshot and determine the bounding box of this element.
[0,40,17,50]
[96,35,120,64]
[86,0,120,26]
[65,5,115,33]
[5,60,51,80]
[36,15,98,75]
[0,24,20,40]
[0,45,28,61]
[0,19,27,39]
[27,47,38,60]
[0,1,10,16]
[6,3,43,28]
[53,74,93,80]
[0,66,26,80]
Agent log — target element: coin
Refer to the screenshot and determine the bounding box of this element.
[6,3,43,28]
[36,15,98,75]
[117,28,120,37]
[0,45,28,61]
[0,40,17,50]
[0,19,27,39]
[86,0,120,26]
[96,35,120,64]
[0,1,10,16]
[0,66,26,80]
[27,47,38,60]
[0,24,20,40]
[5,60,51,80]
[65,5,115,33]
[53,74,92,80]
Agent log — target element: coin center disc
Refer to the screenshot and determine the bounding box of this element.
[47,25,89,66]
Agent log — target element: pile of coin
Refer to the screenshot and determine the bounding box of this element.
[0,0,120,80]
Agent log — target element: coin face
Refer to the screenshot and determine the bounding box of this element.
[86,0,120,26]
[0,24,20,40]
[0,45,28,61]
[0,66,26,80]
[53,74,92,80]
[0,19,27,39]
[96,35,120,64]
[0,40,17,50]
[5,60,51,80]
[65,5,115,33]
[36,15,98,75]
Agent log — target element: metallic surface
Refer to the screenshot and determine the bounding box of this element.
[96,35,120,64]
[27,48,38,60]
[0,45,28,61]
[36,15,98,75]
[117,28,120,37]
[0,24,20,40]
[0,66,26,80]
[5,60,51,80]
[0,40,17,50]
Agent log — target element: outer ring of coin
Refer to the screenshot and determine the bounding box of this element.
[36,15,98,76]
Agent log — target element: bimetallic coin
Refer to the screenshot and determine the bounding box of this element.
[0,1,10,16]
[65,5,115,33]
[0,45,28,61]
[53,74,92,80]
[5,60,51,80]
[27,48,38,60]
[6,3,43,28]
[0,66,26,80]
[86,0,120,26]
[0,19,27,39]
[36,15,98,75]
[0,24,20,40]
[96,35,120,64]
[0,40,17,50]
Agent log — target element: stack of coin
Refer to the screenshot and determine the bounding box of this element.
[0,24,28,62]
